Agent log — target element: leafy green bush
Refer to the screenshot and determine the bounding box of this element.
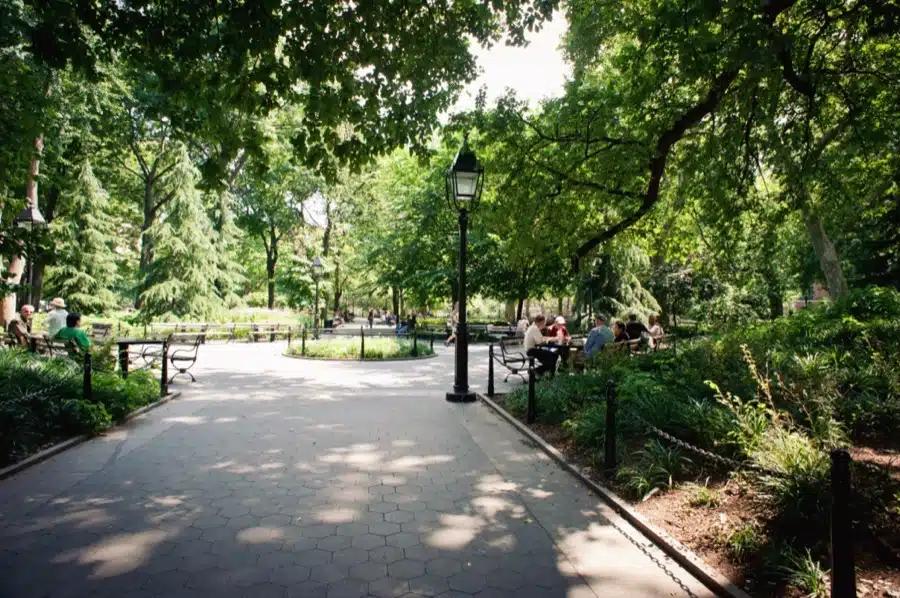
[285,337,433,360]
[0,348,160,465]
[506,375,606,425]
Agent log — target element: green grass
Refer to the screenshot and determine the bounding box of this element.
[285,336,434,360]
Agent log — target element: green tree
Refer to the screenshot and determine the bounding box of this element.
[43,160,118,313]
[139,145,219,318]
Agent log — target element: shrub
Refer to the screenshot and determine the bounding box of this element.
[506,375,606,425]
[781,550,829,598]
[285,337,433,360]
[724,523,762,562]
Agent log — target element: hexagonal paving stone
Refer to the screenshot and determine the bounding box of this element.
[485,569,525,591]
[351,534,385,550]
[368,545,405,564]
[324,578,368,598]
[348,561,387,581]
[260,514,293,527]
[368,577,410,598]
[225,514,258,529]
[403,545,441,562]
[425,557,462,577]
[368,522,401,536]
[284,581,328,598]
[257,551,298,569]
[336,523,369,537]
[192,515,229,530]
[303,524,338,539]
[384,532,420,549]
[268,564,312,585]
[384,511,415,524]
[317,535,353,551]
[243,582,289,597]
[407,574,451,597]
[387,559,425,580]
[294,549,332,567]
[217,504,251,518]
[447,571,487,594]
[310,563,350,584]
[473,589,516,598]
[368,502,398,514]
[331,547,370,566]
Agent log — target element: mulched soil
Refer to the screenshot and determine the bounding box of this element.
[488,393,900,597]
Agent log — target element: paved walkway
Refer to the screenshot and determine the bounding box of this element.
[0,343,714,598]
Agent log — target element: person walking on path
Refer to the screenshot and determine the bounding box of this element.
[524,314,559,377]
[445,303,459,346]
[46,297,68,339]
[367,308,374,329]
[7,304,34,346]
[584,314,614,358]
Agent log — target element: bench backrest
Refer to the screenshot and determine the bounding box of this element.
[169,332,205,347]
[499,337,523,356]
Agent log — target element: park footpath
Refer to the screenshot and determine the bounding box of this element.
[0,342,714,598]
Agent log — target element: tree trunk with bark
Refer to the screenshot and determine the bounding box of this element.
[804,209,848,298]
[516,297,525,321]
[391,287,399,315]
[265,227,278,310]
[2,134,43,326]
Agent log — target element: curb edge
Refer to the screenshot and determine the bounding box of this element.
[0,391,182,482]
[477,392,751,598]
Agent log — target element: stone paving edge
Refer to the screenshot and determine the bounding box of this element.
[0,390,182,482]
[477,391,751,598]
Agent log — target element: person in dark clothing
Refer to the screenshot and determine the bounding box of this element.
[625,313,648,341]
[613,321,630,343]
[367,309,374,329]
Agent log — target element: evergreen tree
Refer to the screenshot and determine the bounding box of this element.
[211,190,246,308]
[139,145,219,319]
[44,160,119,313]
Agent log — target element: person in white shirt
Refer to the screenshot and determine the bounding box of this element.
[46,297,68,339]
[515,315,529,337]
[523,314,559,377]
[648,314,665,349]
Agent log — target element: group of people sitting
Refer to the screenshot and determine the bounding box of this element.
[519,312,665,377]
[6,297,92,357]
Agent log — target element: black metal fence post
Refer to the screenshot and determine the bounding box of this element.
[605,381,617,478]
[430,330,434,351]
[118,342,129,378]
[413,329,418,356]
[160,340,169,396]
[360,326,365,360]
[831,448,856,598]
[487,343,495,397]
[83,352,93,402]
[302,327,307,356]
[287,326,292,347]
[527,357,536,424]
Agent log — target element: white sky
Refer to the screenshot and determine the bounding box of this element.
[455,12,570,111]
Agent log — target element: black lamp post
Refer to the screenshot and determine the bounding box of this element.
[15,204,47,306]
[445,134,485,403]
[312,256,324,337]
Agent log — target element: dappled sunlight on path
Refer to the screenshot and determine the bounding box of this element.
[1,342,710,598]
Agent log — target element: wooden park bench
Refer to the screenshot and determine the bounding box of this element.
[91,323,113,342]
[486,324,516,340]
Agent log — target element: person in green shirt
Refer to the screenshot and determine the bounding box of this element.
[55,313,92,357]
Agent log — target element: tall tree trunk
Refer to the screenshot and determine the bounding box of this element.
[28,186,58,307]
[804,209,848,298]
[2,134,43,326]
[557,297,563,316]
[332,263,342,313]
[516,297,525,321]
[266,228,277,310]
[391,286,399,315]
[399,288,404,318]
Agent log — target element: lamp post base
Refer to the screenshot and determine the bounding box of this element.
[445,391,477,403]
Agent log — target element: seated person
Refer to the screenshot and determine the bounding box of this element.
[7,304,35,346]
[648,315,665,348]
[584,314,614,358]
[55,312,92,357]
[613,321,630,343]
[546,316,572,365]
[523,314,559,377]
[515,316,529,337]
[625,313,649,343]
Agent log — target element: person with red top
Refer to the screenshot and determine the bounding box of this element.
[545,316,572,369]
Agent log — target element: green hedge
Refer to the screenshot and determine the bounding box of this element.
[285,337,434,360]
[0,348,160,466]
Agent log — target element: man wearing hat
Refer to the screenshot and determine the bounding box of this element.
[584,314,614,359]
[46,297,68,339]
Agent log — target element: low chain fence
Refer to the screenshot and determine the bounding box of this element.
[484,352,859,598]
